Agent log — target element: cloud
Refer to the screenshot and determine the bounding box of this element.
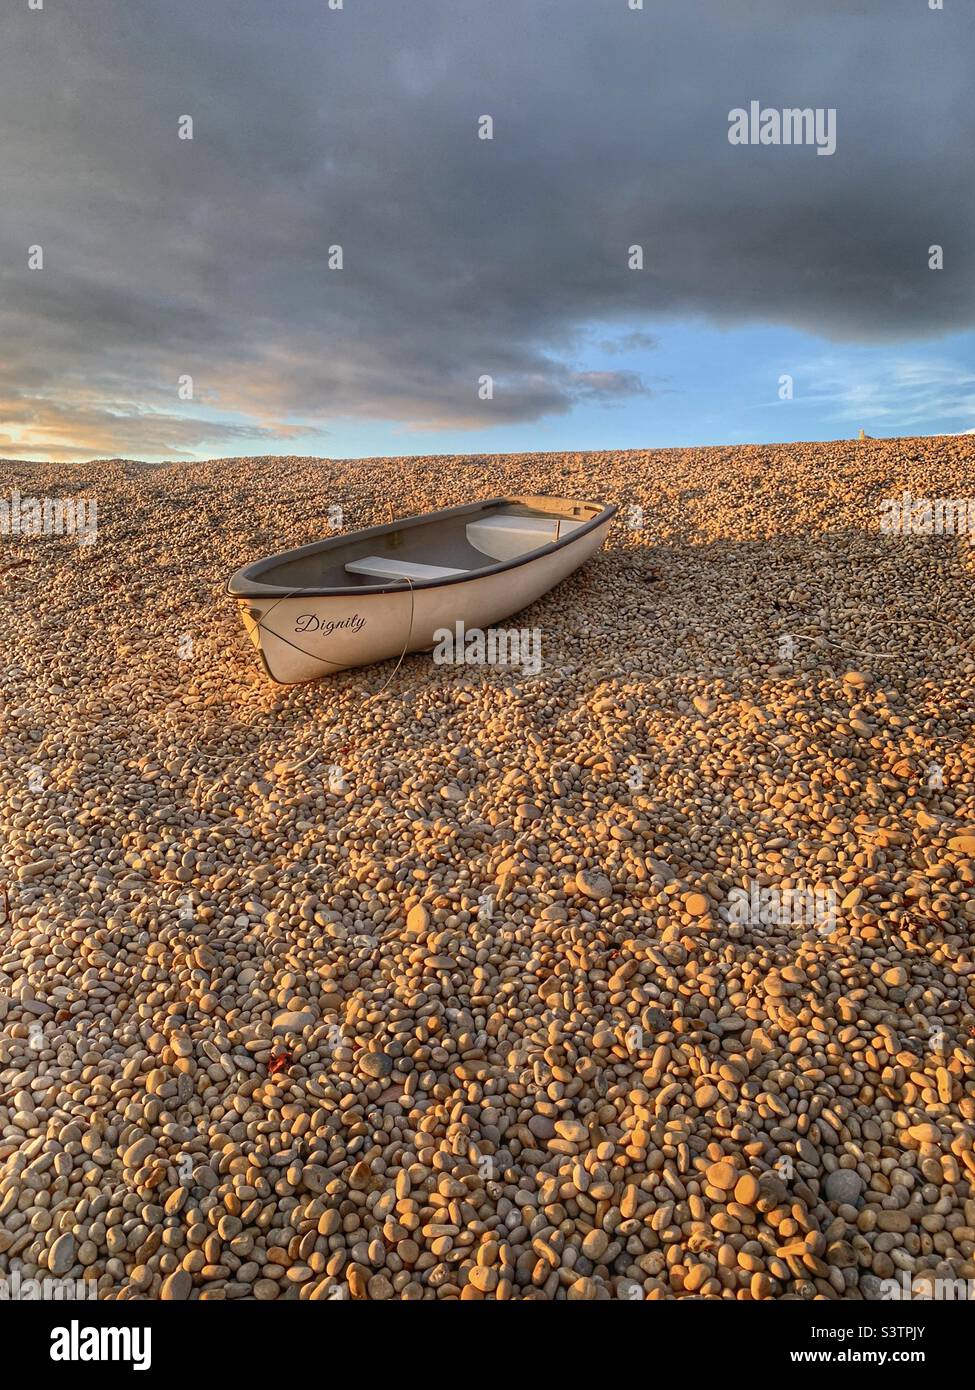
[597,331,659,356]
[1,0,973,458]
[775,355,975,432]
[570,370,652,402]
[0,390,312,463]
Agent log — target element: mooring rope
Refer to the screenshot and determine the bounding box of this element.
[285,576,417,772]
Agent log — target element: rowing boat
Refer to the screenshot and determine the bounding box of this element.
[227,494,616,683]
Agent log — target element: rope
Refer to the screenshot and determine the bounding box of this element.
[285,577,416,773]
[785,612,965,663]
[364,575,417,704]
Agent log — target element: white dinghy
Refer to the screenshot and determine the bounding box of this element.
[228,495,617,683]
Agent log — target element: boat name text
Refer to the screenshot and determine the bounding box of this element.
[295,613,366,637]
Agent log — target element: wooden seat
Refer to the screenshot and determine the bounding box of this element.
[344,555,468,582]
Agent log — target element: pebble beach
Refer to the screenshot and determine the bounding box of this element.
[2,436,975,1302]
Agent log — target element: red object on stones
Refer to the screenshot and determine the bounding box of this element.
[269,1050,293,1075]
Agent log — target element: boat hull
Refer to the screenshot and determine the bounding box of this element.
[236,514,612,683]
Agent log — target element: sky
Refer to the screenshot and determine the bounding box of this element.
[1,0,973,463]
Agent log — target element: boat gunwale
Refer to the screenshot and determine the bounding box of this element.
[227,495,617,599]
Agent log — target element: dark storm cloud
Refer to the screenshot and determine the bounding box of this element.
[1,0,971,458]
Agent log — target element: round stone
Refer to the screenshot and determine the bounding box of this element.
[359,1050,394,1079]
[554,1119,587,1142]
[528,1114,555,1140]
[575,868,612,900]
[824,1169,864,1204]
[273,1008,315,1034]
[49,1232,75,1276]
[706,1160,738,1190]
[161,1269,193,1300]
[581,1228,609,1261]
[907,1123,940,1144]
[406,903,429,934]
[122,1135,155,1169]
[734,1173,760,1206]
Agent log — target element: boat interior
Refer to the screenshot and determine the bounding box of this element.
[230,496,608,595]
